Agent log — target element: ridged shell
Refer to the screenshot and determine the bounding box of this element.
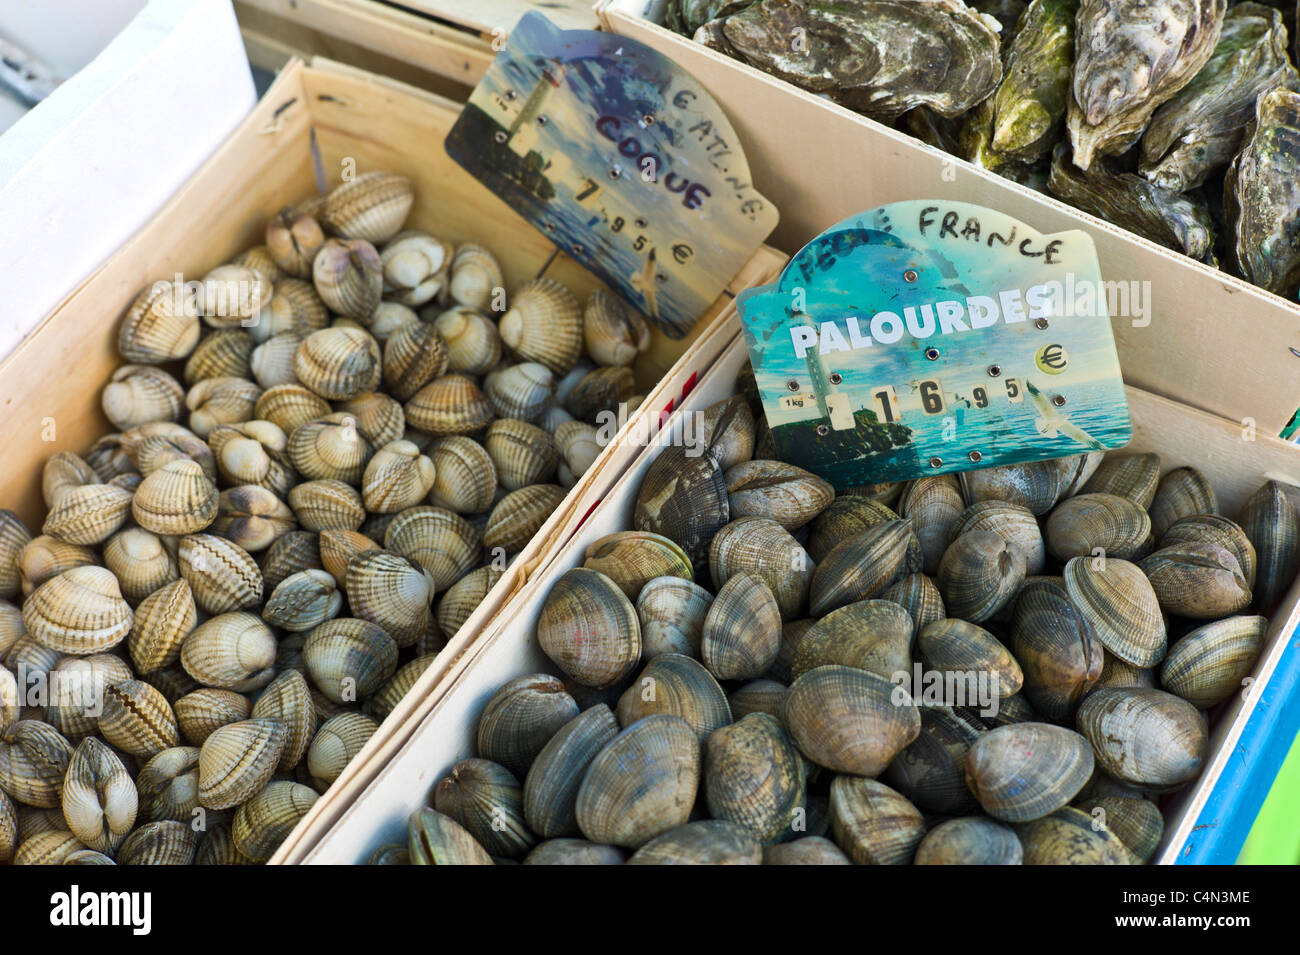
[484,484,565,555]
[318,528,379,588]
[43,654,130,740]
[1045,493,1154,562]
[405,374,494,435]
[179,534,262,615]
[249,331,306,388]
[126,580,195,676]
[312,238,382,321]
[499,279,583,374]
[1149,466,1218,537]
[880,573,946,633]
[98,680,180,759]
[553,420,602,481]
[1139,542,1252,618]
[634,445,731,576]
[384,506,479,591]
[365,652,437,721]
[1082,452,1161,508]
[701,572,781,681]
[0,511,31,599]
[708,517,811,620]
[1064,557,1166,666]
[266,207,326,278]
[1161,615,1265,710]
[345,550,434,649]
[725,459,834,532]
[408,807,493,865]
[180,612,276,690]
[260,530,322,594]
[828,776,925,866]
[635,576,711,658]
[448,243,504,310]
[307,712,379,785]
[584,531,692,601]
[566,365,637,424]
[212,485,297,552]
[423,436,496,515]
[23,566,132,655]
[898,475,965,574]
[1015,807,1130,864]
[101,529,175,606]
[583,289,650,367]
[198,264,271,328]
[132,459,219,536]
[1011,577,1103,719]
[627,819,761,865]
[1076,688,1208,790]
[432,306,502,375]
[135,746,200,823]
[254,383,331,433]
[118,281,201,363]
[792,600,914,681]
[197,718,287,810]
[380,231,450,306]
[0,720,74,807]
[476,674,579,780]
[247,277,330,343]
[302,617,398,703]
[1162,513,1257,591]
[114,819,197,863]
[250,668,316,772]
[964,722,1094,822]
[42,483,133,547]
[948,500,1047,575]
[20,535,98,599]
[434,564,503,639]
[616,652,732,744]
[174,688,252,746]
[919,618,1023,699]
[810,520,916,617]
[485,419,558,491]
[195,823,257,865]
[433,757,534,859]
[784,665,920,776]
[937,529,1028,622]
[186,376,262,438]
[287,413,374,484]
[320,172,413,244]
[959,457,1088,515]
[520,704,620,839]
[537,568,641,688]
[263,569,343,633]
[288,480,365,532]
[1238,480,1300,611]
[703,713,804,845]
[382,320,450,401]
[101,364,185,431]
[484,362,555,422]
[232,780,318,862]
[1071,791,1163,863]
[14,830,86,864]
[295,325,382,400]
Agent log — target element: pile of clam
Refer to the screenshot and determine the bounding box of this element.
[378,368,1299,864]
[0,170,653,866]
[675,0,1300,300]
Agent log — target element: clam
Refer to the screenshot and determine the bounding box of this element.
[880,573,946,633]
[762,836,853,865]
[303,618,397,703]
[122,423,217,482]
[186,376,262,438]
[408,808,493,865]
[627,819,762,865]
[368,301,419,341]
[1071,792,1164,864]
[1162,514,1257,592]
[483,362,555,422]
[307,712,379,786]
[829,776,926,866]
[523,839,625,865]
[616,653,731,742]
[366,653,437,721]
[42,483,133,547]
[435,564,504,639]
[1238,481,1300,610]
[476,674,579,780]
[98,680,179,759]
[1082,452,1161,508]
[293,326,381,400]
[180,612,276,690]
[522,704,620,839]
[101,364,185,431]
[1016,807,1130,864]
[266,206,326,278]
[254,384,331,434]
[247,278,330,343]
[701,572,781,681]
[0,512,31,599]
[118,281,201,364]
[808,520,915,617]
[0,720,74,807]
[250,669,316,772]
[345,550,433,648]
[249,330,307,388]
[287,479,365,532]
[936,529,1026,622]
[1139,542,1252,618]
[232,780,318,862]
[635,576,712,658]
[704,713,804,845]
[426,437,497,515]
[959,457,1085,515]
[405,374,494,436]
[484,484,565,556]
[179,534,263,615]
[113,821,199,863]
[724,459,834,532]
[554,420,603,483]
[382,320,450,401]
[1045,493,1153,562]
[380,231,450,306]
[262,569,343,632]
[434,757,535,859]
[634,445,731,575]
[566,366,637,424]
[212,485,296,552]
[698,396,756,472]
[287,413,373,484]
[198,264,270,327]
[882,706,984,814]
[319,172,413,244]
[499,278,583,374]
[1149,466,1218,538]
[261,530,322,593]
[384,506,479,591]
[447,243,503,311]
[1076,688,1208,790]
[196,823,256,865]
[914,816,1023,865]
[133,459,219,536]
[806,496,900,563]
[174,688,251,746]
[23,565,133,655]
[791,599,913,682]
[210,421,294,497]
[360,441,435,514]
[898,475,964,574]
[575,713,700,848]
[784,665,920,776]
[537,568,640,689]
[727,679,788,723]
[1064,557,1167,667]
[582,290,650,367]
[918,618,1023,700]
[965,722,1094,822]
[197,718,287,810]
[429,308,499,378]
[44,654,131,740]
[312,238,382,321]
[485,419,558,491]
[1011,577,1103,719]
[14,830,86,864]
[583,531,692,601]
[949,500,1048,574]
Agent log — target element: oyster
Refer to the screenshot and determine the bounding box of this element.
[1140,4,1298,192]
[716,0,1003,121]
[1224,86,1300,296]
[1048,145,1217,263]
[989,0,1077,161]
[1068,0,1226,168]
[673,0,754,34]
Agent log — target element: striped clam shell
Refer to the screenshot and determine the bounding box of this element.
[212,485,297,552]
[174,688,252,746]
[118,281,201,364]
[183,330,254,387]
[287,413,374,485]
[232,780,318,862]
[0,720,74,807]
[254,383,331,434]
[434,564,504,639]
[484,484,565,556]
[448,243,503,311]
[127,579,197,674]
[185,377,262,438]
[133,459,219,537]
[583,289,650,367]
[302,617,398,703]
[260,530,322,593]
[22,565,133,655]
[499,278,583,375]
[432,306,501,375]
[484,419,559,491]
[427,436,497,515]
[42,483,133,546]
[312,238,383,321]
[263,568,343,632]
[101,364,185,431]
[319,172,414,245]
[249,331,308,389]
[288,479,366,532]
[197,718,287,810]
[384,507,480,592]
[103,527,177,604]
[380,231,450,306]
[364,652,437,721]
[135,746,200,823]
[198,264,271,328]
[180,612,276,690]
[98,680,180,760]
[362,440,436,514]
[266,207,326,279]
[484,362,555,422]
[295,325,383,400]
[336,391,405,450]
[381,320,449,402]
[0,511,32,599]
[307,711,380,786]
[345,549,434,648]
[116,819,199,865]
[250,668,317,772]
[318,528,380,589]
[178,534,263,615]
[404,374,494,436]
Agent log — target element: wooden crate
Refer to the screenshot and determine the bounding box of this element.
[0,56,785,861]
[597,0,1300,441]
[291,333,1300,865]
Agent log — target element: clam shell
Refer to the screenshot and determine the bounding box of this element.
[763,836,853,865]
[898,475,965,574]
[174,688,252,746]
[320,172,413,244]
[254,383,331,433]
[725,459,834,532]
[1076,687,1208,790]
[704,713,804,845]
[266,207,326,278]
[448,243,504,310]
[260,530,322,593]
[521,704,620,839]
[522,839,625,865]
[484,419,558,491]
[960,456,1091,515]
[484,362,555,421]
[1045,493,1154,562]
[476,674,579,780]
[384,506,480,591]
[179,534,263,615]
[180,612,276,689]
[408,807,493,865]
[553,420,603,481]
[263,569,343,632]
[499,278,583,374]
[728,679,788,724]
[197,718,287,810]
[1149,466,1218,538]
[42,483,133,546]
[345,550,434,649]
[287,413,374,484]
[405,374,494,436]
[828,776,926,865]
[118,281,201,363]
[249,331,306,388]
[1162,513,1257,591]
[312,238,382,321]
[584,530,692,601]
[102,528,176,605]
[616,653,731,742]
[232,779,318,862]
[288,479,366,532]
[635,575,711,658]
[307,712,380,785]
[246,277,330,343]
[43,452,98,511]
[212,485,297,552]
[791,598,913,681]
[382,320,450,401]
[1071,792,1163,863]
[132,459,219,536]
[98,680,180,759]
[627,819,761,865]
[1015,807,1130,864]
[1064,556,1167,667]
[295,325,382,400]
[583,289,650,367]
[937,529,1028,622]
[250,668,317,772]
[964,722,1094,822]
[14,829,86,864]
[343,393,412,452]
[807,496,900,563]
[808,520,916,617]
[484,484,565,556]
[880,573,946,633]
[365,653,437,721]
[195,822,257,865]
[947,500,1047,575]
[0,511,32,599]
[575,713,700,848]
[135,747,200,823]
[433,306,501,376]
[303,617,398,703]
[1082,452,1161,508]
[426,436,497,515]
[918,618,1024,700]
[914,816,1022,865]
[1139,542,1252,618]
[198,264,271,328]
[882,707,985,814]
[1238,480,1300,611]
[101,364,185,431]
[186,376,262,438]
[0,720,74,807]
[1011,577,1103,719]
[380,231,450,306]
[43,654,131,740]
[435,564,505,639]
[433,757,534,859]
[537,568,641,688]
[633,445,730,575]
[23,565,132,655]
[784,665,920,776]
[123,423,217,482]
[565,365,637,424]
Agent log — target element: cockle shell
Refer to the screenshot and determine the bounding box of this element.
[198,265,271,328]
[101,364,185,431]
[302,617,398,703]
[103,528,177,604]
[361,441,436,514]
[384,506,479,591]
[484,484,565,556]
[127,579,196,675]
[98,680,180,759]
[0,512,31,600]
[380,231,450,306]
[184,329,254,385]
[15,830,86,864]
[266,206,326,278]
[369,301,420,342]
[484,362,556,422]
[209,420,294,497]
[42,483,133,547]
[135,746,200,823]
[499,279,583,375]
[119,281,201,364]
[249,331,306,388]
[41,452,98,510]
[448,243,504,311]
[0,720,74,807]
[435,564,504,638]
[583,290,650,367]
[426,436,497,515]
[308,712,380,786]
[132,459,219,537]
[230,244,283,286]
[312,238,383,321]
[295,325,383,400]
[484,419,559,491]
[232,780,318,862]
[583,531,692,601]
[212,485,296,552]
[565,365,637,424]
[250,668,316,772]
[174,688,252,745]
[23,566,133,655]
[260,530,322,594]
[319,172,414,245]
[179,534,263,615]
[431,306,502,376]
[288,479,366,532]
[254,383,331,434]
[405,374,494,436]
[288,413,374,484]
[116,819,199,864]
[554,420,604,482]
[382,320,450,402]
[197,718,287,810]
[180,612,276,689]
[345,550,434,648]
[186,376,262,438]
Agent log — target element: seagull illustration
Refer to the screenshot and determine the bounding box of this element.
[630,247,660,323]
[1025,380,1105,450]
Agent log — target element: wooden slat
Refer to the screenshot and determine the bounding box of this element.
[398,0,600,34]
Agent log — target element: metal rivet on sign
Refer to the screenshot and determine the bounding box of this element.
[987,364,1002,377]
[536,115,548,126]
[504,90,517,100]
[925,347,940,361]
[929,456,943,468]
[968,450,983,463]
[904,269,918,283]
[1052,394,1067,407]
[493,131,507,144]
[1035,318,1049,329]
[642,114,655,126]
[815,424,829,436]
[608,168,621,179]
[787,379,800,391]
[829,372,843,385]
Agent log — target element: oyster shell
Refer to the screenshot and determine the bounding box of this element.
[1141,3,1299,192]
[989,0,1077,161]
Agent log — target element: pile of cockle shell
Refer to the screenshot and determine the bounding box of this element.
[370,365,1299,864]
[0,171,653,866]
[673,0,1300,299]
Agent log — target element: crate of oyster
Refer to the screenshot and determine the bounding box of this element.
[289,332,1300,864]
[0,57,784,867]
[598,0,1300,438]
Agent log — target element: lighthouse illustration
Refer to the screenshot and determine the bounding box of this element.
[505,60,565,158]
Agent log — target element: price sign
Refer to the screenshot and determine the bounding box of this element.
[445,12,777,339]
[736,201,1132,487]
